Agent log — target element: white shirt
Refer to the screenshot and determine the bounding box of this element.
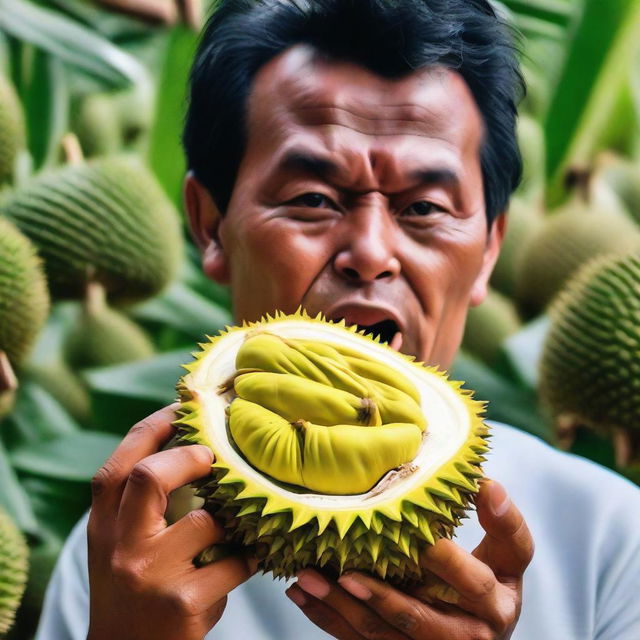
[35,422,640,639]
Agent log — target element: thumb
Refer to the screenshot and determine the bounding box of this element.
[472,479,534,580]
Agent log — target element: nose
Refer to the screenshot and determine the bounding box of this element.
[333,202,401,284]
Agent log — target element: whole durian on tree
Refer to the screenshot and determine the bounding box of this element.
[0,74,26,186]
[539,252,640,477]
[515,192,640,318]
[175,311,488,585]
[462,288,520,366]
[0,507,29,636]
[1,156,182,303]
[64,282,154,370]
[0,217,50,418]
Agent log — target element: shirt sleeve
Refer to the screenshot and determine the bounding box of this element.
[594,476,640,640]
[35,511,91,640]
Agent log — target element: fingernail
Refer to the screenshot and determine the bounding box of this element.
[286,585,307,607]
[297,570,330,599]
[338,575,372,601]
[488,481,511,517]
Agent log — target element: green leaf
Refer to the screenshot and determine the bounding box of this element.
[19,49,69,169]
[544,0,640,201]
[0,0,150,90]
[84,349,190,433]
[148,24,198,207]
[131,280,232,342]
[0,440,39,535]
[9,431,120,482]
[85,348,191,403]
[1,382,78,451]
[452,352,553,442]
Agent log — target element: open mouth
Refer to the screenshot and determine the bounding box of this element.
[335,318,402,349]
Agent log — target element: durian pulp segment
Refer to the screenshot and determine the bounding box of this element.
[183,317,476,514]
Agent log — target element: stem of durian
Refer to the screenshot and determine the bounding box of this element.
[0,351,18,393]
[613,427,640,467]
[60,133,84,166]
[84,280,108,318]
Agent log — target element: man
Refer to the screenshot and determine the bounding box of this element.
[37,1,640,639]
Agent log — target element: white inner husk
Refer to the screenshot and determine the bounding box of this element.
[186,319,472,510]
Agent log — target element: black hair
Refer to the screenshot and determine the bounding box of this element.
[183,0,524,225]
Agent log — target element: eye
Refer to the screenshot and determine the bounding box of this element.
[289,192,334,208]
[403,201,445,216]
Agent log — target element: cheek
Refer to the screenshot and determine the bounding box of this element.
[229,221,336,314]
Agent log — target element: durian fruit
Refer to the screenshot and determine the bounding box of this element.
[462,289,520,366]
[490,197,543,299]
[590,154,640,225]
[73,94,121,158]
[515,194,640,318]
[515,114,545,205]
[0,74,26,186]
[64,282,154,370]
[175,311,488,585]
[0,507,29,636]
[0,217,50,368]
[1,156,182,303]
[539,252,640,446]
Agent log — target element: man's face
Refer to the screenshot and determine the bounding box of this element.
[187,45,504,368]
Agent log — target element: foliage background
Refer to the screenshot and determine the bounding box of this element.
[0,0,639,636]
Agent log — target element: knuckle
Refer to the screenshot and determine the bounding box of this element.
[358,612,382,637]
[166,590,201,618]
[91,459,121,497]
[186,509,217,533]
[187,444,214,467]
[391,607,420,633]
[128,416,159,437]
[128,462,161,489]
[111,555,147,593]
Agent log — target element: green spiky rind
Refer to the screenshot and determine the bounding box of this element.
[64,304,154,370]
[515,204,640,318]
[490,198,543,298]
[0,75,26,186]
[175,310,489,584]
[539,252,640,433]
[0,217,50,367]
[0,507,29,635]
[1,157,183,303]
[74,94,121,158]
[462,289,520,365]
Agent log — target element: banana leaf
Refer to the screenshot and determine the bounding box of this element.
[0,0,150,90]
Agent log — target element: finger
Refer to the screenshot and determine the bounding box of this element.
[473,479,534,579]
[414,539,518,629]
[336,571,481,639]
[90,404,181,517]
[161,509,226,560]
[117,444,214,539]
[296,569,407,639]
[286,584,364,640]
[418,538,497,604]
[187,553,258,605]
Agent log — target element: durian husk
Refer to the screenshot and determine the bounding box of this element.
[0,74,26,187]
[0,218,50,368]
[539,251,640,437]
[0,507,29,636]
[174,311,489,585]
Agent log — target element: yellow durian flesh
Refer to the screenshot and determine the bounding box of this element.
[175,311,488,584]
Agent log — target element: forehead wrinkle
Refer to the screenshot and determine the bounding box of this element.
[291,101,452,139]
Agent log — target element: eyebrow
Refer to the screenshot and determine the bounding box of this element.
[279,150,342,180]
[278,148,460,192]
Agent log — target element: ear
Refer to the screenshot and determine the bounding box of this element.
[469,212,507,307]
[184,172,231,284]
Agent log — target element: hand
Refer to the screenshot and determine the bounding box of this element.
[87,404,257,640]
[286,479,533,640]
